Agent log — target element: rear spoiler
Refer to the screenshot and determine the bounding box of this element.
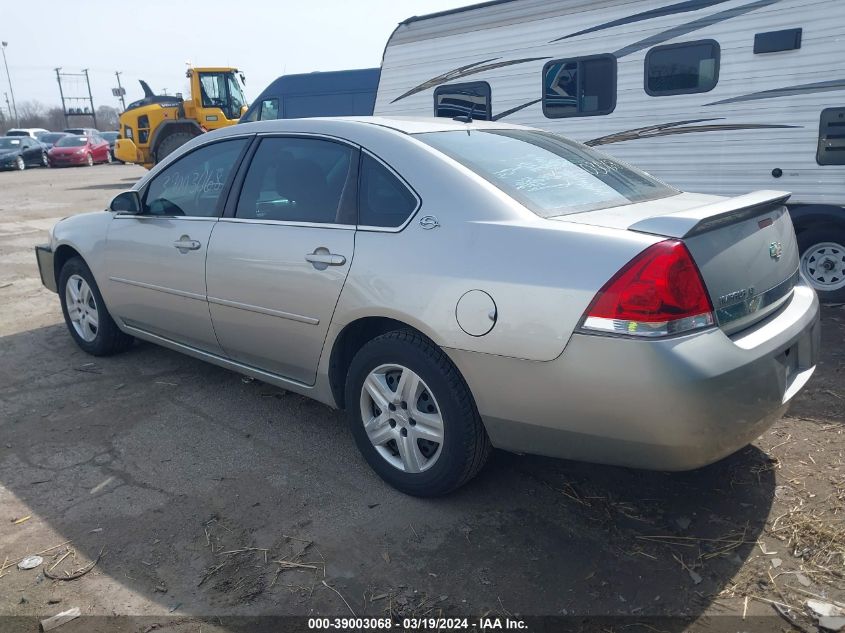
[629,190,792,238]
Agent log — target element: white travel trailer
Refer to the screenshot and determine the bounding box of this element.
[375,0,845,301]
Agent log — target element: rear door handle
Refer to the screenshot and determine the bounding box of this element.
[305,250,346,270]
[173,235,202,253]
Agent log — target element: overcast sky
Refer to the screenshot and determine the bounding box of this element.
[1,0,471,114]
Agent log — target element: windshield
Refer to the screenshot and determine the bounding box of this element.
[0,138,23,149]
[55,136,88,147]
[415,129,678,217]
[199,72,246,120]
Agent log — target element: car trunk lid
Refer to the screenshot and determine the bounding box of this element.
[558,190,800,335]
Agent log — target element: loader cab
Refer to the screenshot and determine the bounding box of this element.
[186,68,248,128]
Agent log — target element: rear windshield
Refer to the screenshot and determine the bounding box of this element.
[415,129,678,217]
[56,136,88,147]
[100,132,118,141]
[40,133,66,143]
[0,138,22,148]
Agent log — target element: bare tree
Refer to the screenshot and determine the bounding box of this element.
[96,105,120,130]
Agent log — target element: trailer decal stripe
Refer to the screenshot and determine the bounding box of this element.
[613,0,781,58]
[390,57,549,103]
[492,98,542,121]
[551,0,731,42]
[585,118,800,146]
[704,78,845,106]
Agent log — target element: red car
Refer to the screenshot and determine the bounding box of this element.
[47,134,112,167]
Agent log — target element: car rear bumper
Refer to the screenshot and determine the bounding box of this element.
[35,244,57,293]
[448,282,820,471]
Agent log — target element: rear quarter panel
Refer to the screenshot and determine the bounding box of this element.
[334,135,661,361]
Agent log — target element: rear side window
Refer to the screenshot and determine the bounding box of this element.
[236,137,355,223]
[357,154,418,228]
[143,138,247,217]
[416,129,677,217]
[434,82,491,120]
[543,55,616,118]
[645,40,720,96]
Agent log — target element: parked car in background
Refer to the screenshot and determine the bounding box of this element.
[99,131,121,162]
[63,127,100,137]
[0,136,48,170]
[47,134,111,167]
[38,132,71,149]
[5,128,50,139]
[35,117,819,496]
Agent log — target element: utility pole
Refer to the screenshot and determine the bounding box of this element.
[55,67,68,128]
[1,41,19,126]
[114,71,126,110]
[83,69,97,128]
[4,92,11,123]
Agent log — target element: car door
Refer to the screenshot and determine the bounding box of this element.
[22,138,40,166]
[206,135,357,384]
[104,137,249,352]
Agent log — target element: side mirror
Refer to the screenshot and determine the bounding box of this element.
[110,190,141,214]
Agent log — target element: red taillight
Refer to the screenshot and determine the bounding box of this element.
[582,239,715,337]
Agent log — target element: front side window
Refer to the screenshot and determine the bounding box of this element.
[199,72,246,119]
[358,154,418,228]
[645,40,720,96]
[543,55,616,118]
[236,137,355,224]
[434,82,491,120]
[259,98,280,121]
[143,138,247,217]
[416,129,677,217]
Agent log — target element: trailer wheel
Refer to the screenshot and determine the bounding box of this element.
[155,132,197,163]
[799,227,845,303]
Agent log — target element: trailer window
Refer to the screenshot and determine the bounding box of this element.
[543,55,616,119]
[434,82,491,120]
[645,40,719,96]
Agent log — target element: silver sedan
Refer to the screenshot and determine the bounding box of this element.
[35,117,820,496]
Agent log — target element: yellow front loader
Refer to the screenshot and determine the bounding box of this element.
[115,67,247,169]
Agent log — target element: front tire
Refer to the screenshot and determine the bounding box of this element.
[15,156,25,171]
[85,153,94,167]
[799,227,845,303]
[41,152,49,167]
[345,330,491,496]
[58,257,133,356]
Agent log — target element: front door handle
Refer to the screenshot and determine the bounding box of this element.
[305,249,346,270]
[173,235,202,253]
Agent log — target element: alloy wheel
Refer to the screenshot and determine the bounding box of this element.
[65,274,99,342]
[86,153,94,166]
[359,363,444,473]
[801,241,845,292]
[15,156,24,170]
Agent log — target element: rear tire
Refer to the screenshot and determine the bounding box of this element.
[155,132,197,163]
[345,329,491,496]
[798,227,845,303]
[58,257,134,356]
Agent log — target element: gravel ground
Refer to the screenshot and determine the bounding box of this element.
[0,164,843,632]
